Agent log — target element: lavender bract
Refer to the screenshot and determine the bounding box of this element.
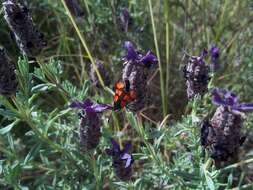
[0,47,17,96]
[2,0,46,57]
[106,138,134,181]
[201,88,253,167]
[70,99,112,151]
[122,41,157,112]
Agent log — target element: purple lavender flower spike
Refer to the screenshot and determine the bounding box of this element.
[106,138,134,180]
[202,87,253,167]
[210,45,220,72]
[70,99,111,152]
[183,50,209,99]
[121,41,158,112]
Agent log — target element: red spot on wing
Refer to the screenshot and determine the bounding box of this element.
[115,82,124,90]
[112,81,137,110]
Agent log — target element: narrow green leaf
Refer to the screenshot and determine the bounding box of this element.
[23,143,42,165]
[205,172,215,190]
[0,120,19,135]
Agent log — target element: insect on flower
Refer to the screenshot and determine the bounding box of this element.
[120,41,158,112]
[113,79,137,111]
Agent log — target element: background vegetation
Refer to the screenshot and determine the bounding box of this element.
[0,0,253,189]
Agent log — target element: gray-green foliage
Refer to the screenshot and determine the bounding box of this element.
[0,0,253,189]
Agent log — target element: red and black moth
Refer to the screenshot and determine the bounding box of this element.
[113,80,137,111]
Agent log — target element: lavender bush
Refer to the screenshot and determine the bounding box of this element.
[0,1,253,189]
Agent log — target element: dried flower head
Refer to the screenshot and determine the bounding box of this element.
[70,99,112,151]
[2,0,46,57]
[0,47,18,96]
[89,60,111,88]
[209,45,220,72]
[201,88,253,167]
[183,50,209,99]
[122,41,157,112]
[64,0,84,17]
[106,138,134,181]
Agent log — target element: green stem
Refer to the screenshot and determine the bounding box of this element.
[216,0,228,42]
[60,0,105,88]
[11,97,77,165]
[148,0,166,117]
[220,158,253,171]
[165,0,170,115]
[36,59,69,102]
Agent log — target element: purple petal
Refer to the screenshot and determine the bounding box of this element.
[235,103,253,112]
[201,48,208,57]
[140,51,158,66]
[122,142,131,154]
[121,153,133,168]
[91,103,112,112]
[123,41,138,61]
[70,101,83,109]
[224,91,238,106]
[110,138,120,152]
[210,45,220,58]
[70,99,112,113]
[70,99,93,109]
[211,88,226,106]
[209,45,220,72]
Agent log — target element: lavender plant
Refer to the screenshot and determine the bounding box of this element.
[0,0,253,189]
[201,88,253,167]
